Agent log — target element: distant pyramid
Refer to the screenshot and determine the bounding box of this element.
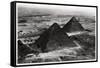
[35,23,77,52]
[62,16,85,32]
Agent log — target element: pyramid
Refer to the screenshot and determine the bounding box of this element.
[34,23,61,52]
[35,23,77,52]
[62,16,85,32]
[18,40,32,58]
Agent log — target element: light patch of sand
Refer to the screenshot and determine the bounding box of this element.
[66,31,88,36]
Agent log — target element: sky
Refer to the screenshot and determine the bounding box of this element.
[17,3,96,17]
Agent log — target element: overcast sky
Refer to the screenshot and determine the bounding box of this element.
[17,3,96,17]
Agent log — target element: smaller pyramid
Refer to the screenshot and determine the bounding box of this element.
[18,40,32,57]
[62,16,85,32]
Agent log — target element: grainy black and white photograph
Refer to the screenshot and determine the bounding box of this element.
[16,2,97,65]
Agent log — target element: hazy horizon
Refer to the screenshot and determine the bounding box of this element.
[17,3,96,17]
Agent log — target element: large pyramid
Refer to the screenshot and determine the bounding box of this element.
[35,23,77,52]
[62,16,85,32]
[34,23,61,52]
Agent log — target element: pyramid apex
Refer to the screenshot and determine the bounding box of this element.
[70,16,78,22]
[51,23,59,26]
[48,23,61,31]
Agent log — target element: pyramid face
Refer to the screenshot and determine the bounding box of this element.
[35,23,77,52]
[62,16,84,32]
[47,30,77,51]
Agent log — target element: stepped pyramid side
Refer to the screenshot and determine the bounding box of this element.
[62,16,85,32]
